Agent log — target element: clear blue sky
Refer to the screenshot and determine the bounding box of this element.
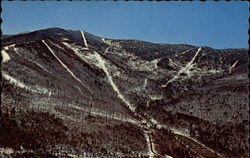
[2,1,249,49]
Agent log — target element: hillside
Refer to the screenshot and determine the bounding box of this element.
[1,28,249,158]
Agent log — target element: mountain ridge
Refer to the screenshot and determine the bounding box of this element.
[3,27,248,50]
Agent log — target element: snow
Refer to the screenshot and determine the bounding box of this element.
[62,42,97,67]
[63,42,84,55]
[206,69,222,74]
[143,130,166,158]
[2,72,51,95]
[180,48,193,55]
[32,61,52,74]
[168,57,179,67]
[170,127,190,137]
[1,49,10,63]
[143,131,155,158]
[2,72,31,90]
[152,58,160,69]
[104,46,110,55]
[102,38,112,45]
[72,105,139,125]
[42,40,86,88]
[162,47,202,87]
[229,60,239,73]
[93,51,136,112]
[143,78,148,89]
[0,147,14,155]
[48,91,52,97]
[3,44,51,74]
[149,94,163,100]
[80,31,88,48]
[128,58,161,73]
[145,58,161,72]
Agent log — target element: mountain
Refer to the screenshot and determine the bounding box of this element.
[1,27,249,158]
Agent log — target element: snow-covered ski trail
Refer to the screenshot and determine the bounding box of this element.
[144,131,155,158]
[81,31,88,48]
[93,51,136,112]
[71,105,140,125]
[67,37,220,157]
[162,47,202,87]
[2,72,51,95]
[42,40,92,93]
[42,40,81,82]
[1,48,11,63]
[180,48,194,55]
[2,72,31,90]
[143,78,148,89]
[229,60,239,73]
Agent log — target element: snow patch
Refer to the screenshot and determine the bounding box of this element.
[62,42,98,67]
[0,147,14,156]
[229,60,239,73]
[170,127,190,137]
[152,58,160,69]
[102,38,112,45]
[180,48,193,55]
[168,57,179,68]
[150,94,163,100]
[143,78,148,89]
[1,49,10,63]
[128,58,161,73]
[104,46,110,54]
[1,45,14,63]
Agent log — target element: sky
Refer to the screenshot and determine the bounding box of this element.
[1,1,249,49]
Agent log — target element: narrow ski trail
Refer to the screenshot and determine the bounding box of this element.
[2,72,51,95]
[93,51,136,112]
[42,40,92,94]
[81,31,88,48]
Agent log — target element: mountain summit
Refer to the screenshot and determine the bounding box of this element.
[1,28,249,158]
